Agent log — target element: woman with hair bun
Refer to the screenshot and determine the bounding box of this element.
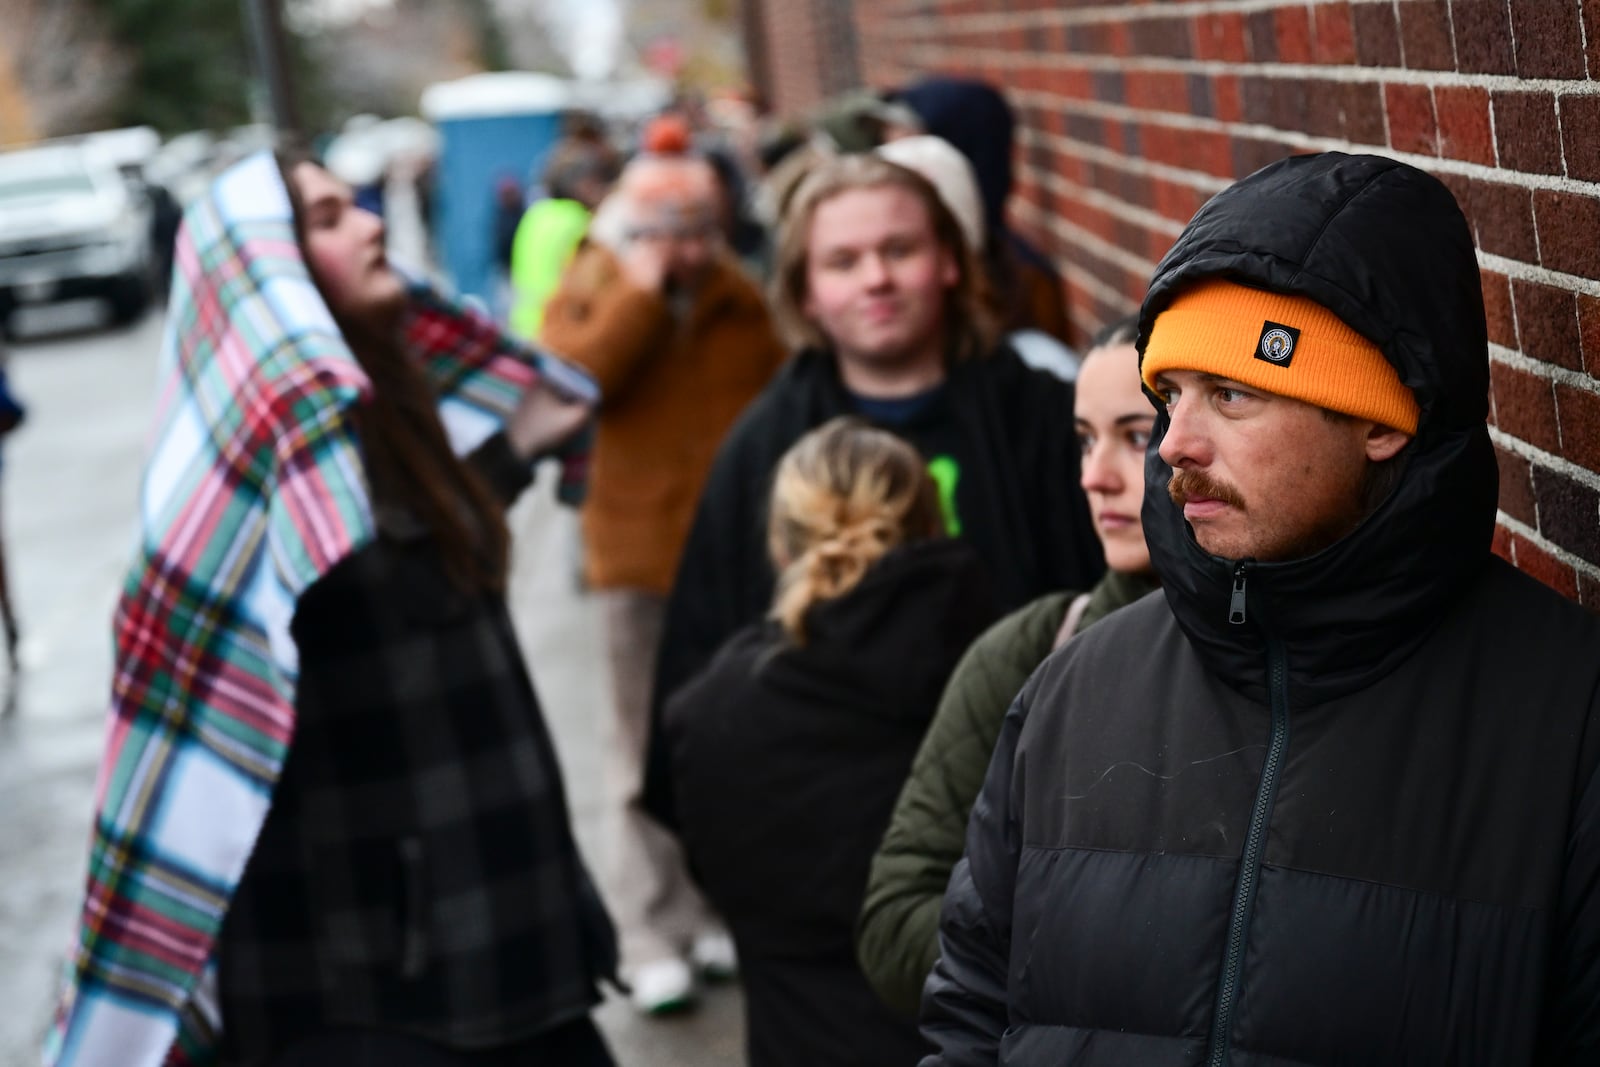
[663,416,997,1067]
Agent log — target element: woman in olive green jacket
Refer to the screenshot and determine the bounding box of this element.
[855,319,1159,1018]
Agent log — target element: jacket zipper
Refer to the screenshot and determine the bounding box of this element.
[1205,563,1290,1067]
[1228,562,1249,625]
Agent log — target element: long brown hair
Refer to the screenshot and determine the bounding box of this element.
[279,155,510,593]
[770,153,997,360]
[767,417,945,645]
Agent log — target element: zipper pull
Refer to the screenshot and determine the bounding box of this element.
[1229,563,1248,625]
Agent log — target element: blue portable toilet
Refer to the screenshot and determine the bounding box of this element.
[419,72,574,306]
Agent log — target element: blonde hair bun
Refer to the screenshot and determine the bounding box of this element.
[767,418,945,645]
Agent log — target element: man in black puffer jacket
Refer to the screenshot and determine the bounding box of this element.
[921,151,1600,1066]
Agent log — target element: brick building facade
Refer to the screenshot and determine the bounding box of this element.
[742,0,1600,610]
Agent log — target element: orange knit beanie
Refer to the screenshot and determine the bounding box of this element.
[1142,279,1420,434]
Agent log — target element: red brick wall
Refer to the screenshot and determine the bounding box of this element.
[750,0,861,115]
[747,0,1600,610]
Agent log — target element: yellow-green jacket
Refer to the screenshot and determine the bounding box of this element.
[509,197,590,340]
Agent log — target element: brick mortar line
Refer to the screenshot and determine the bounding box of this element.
[1488,343,1600,393]
[1502,0,1526,77]
[1013,197,1159,279]
[1017,124,1235,195]
[1030,167,1190,238]
[1581,0,1595,80]
[1010,84,1419,179]
[891,34,1600,96]
[1484,73,1505,169]
[1478,251,1600,300]
[1000,81,1600,198]
[1514,91,1546,258]
[1496,512,1600,582]
[1391,0,1409,70]
[1012,197,1160,279]
[1442,0,1464,78]
[1012,84,1383,157]
[1054,255,1145,312]
[1379,57,1395,149]
[880,0,1445,26]
[1490,425,1600,495]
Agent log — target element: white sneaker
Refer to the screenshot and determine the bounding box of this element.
[628,956,696,1015]
[689,930,738,982]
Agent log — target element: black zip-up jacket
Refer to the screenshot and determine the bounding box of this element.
[920,153,1600,1065]
[644,343,1105,826]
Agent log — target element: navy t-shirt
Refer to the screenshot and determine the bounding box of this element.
[849,384,971,536]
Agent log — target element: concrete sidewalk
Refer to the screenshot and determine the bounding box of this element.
[505,483,745,1067]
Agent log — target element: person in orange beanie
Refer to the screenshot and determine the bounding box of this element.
[640,113,694,156]
[922,152,1600,1066]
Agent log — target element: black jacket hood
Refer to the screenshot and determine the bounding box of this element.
[760,538,996,722]
[1137,152,1496,704]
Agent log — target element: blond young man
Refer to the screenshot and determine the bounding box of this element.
[646,155,1104,826]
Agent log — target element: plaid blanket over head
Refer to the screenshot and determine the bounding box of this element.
[46,151,595,1067]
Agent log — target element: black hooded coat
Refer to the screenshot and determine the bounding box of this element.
[665,539,997,1067]
[920,153,1600,1066]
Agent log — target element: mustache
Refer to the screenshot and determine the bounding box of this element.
[1169,469,1246,510]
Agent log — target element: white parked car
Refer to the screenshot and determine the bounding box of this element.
[0,143,154,335]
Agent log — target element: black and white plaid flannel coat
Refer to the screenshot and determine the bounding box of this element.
[216,442,618,1063]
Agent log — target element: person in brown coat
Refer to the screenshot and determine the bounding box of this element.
[540,150,787,1015]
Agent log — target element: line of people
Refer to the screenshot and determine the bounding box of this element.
[515,81,1600,1067]
[45,72,1600,1067]
[522,78,1105,1020]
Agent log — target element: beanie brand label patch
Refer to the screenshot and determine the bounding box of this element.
[1255,321,1300,367]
